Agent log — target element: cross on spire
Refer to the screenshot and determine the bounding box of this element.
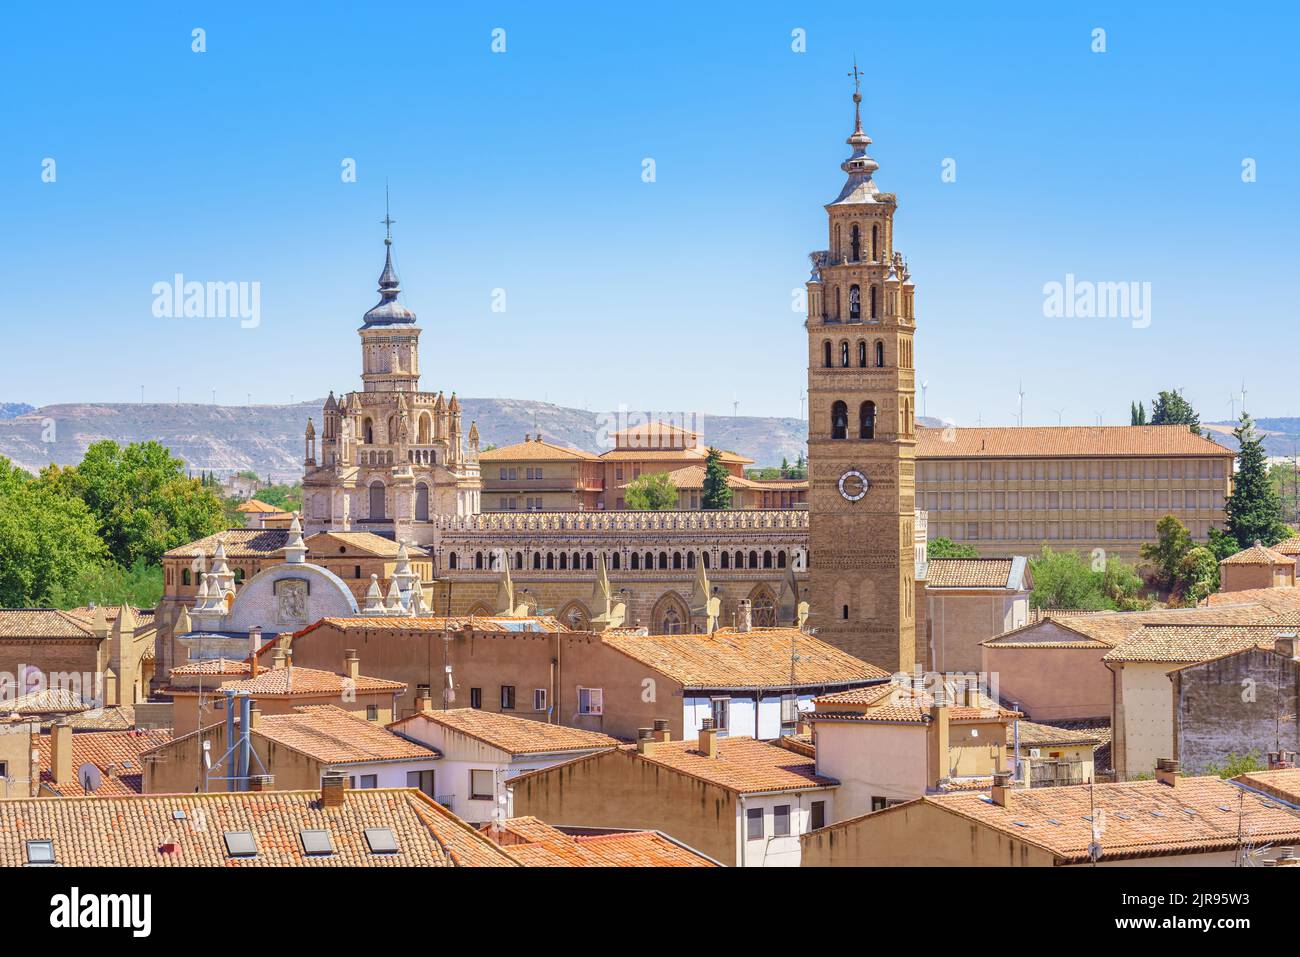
[847,56,863,94]
[847,56,864,134]
[382,182,396,245]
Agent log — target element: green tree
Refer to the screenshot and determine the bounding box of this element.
[39,440,225,567]
[1267,460,1300,526]
[624,472,678,511]
[1140,514,1193,592]
[1130,401,1147,425]
[1223,413,1290,549]
[1177,546,1219,605]
[1200,749,1265,779]
[1029,547,1147,611]
[49,557,164,609]
[1148,389,1201,435]
[255,482,303,512]
[701,447,733,510]
[0,457,107,607]
[927,537,979,559]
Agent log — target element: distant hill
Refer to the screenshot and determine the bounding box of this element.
[0,403,34,420]
[1202,418,1300,459]
[0,398,812,482]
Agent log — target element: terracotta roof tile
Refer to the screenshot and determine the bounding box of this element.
[0,609,93,639]
[253,706,439,764]
[812,681,1017,724]
[197,665,405,697]
[1234,768,1300,805]
[235,499,287,513]
[1008,720,1102,748]
[1102,623,1297,663]
[479,440,599,462]
[37,729,173,797]
[601,627,887,690]
[0,788,515,866]
[626,736,836,794]
[915,425,1233,459]
[486,817,717,866]
[170,658,252,677]
[163,528,290,560]
[926,558,1016,589]
[307,616,567,635]
[390,709,620,755]
[986,604,1287,650]
[1220,542,1295,566]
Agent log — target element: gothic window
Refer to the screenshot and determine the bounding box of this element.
[363,418,374,445]
[417,414,431,445]
[871,224,879,260]
[182,568,191,586]
[448,552,458,570]
[533,552,542,570]
[849,285,861,321]
[860,401,876,440]
[611,552,621,570]
[875,340,885,367]
[720,551,730,569]
[823,340,832,368]
[661,607,682,635]
[857,341,867,367]
[849,224,861,262]
[368,481,386,519]
[840,341,850,367]
[752,590,777,627]
[415,482,430,522]
[870,286,878,319]
[835,286,841,319]
[831,400,848,440]
[631,552,640,570]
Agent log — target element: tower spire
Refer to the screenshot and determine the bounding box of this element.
[830,59,880,205]
[362,183,416,326]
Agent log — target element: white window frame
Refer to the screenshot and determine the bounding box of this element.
[578,687,604,716]
[532,688,547,712]
[469,769,495,801]
[711,697,731,733]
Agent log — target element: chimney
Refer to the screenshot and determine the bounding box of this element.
[524,433,530,442]
[636,727,657,756]
[249,626,262,677]
[652,718,671,743]
[928,703,951,788]
[344,649,361,681]
[1274,634,1298,659]
[698,717,719,758]
[321,773,347,807]
[1268,750,1297,770]
[271,647,287,670]
[990,770,1013,807]
[736,599,752,633]
[51,720,73,787]
[248,705,261,731]
[1155,757,1180,787]
[248,774,274,792]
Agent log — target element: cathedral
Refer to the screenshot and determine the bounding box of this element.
[185,86,923,674]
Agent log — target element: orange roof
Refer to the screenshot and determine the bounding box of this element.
[0,788,515,867]
[484,817,717,867]
[1008,720,1103,748]
[251,706,438,764]
[811,681,1017,724]
[390,708,620,755]
[926,558,1024,589]
[304,616,567,636]
[887,776,1300,863]
[37,729,173,797]
[235,499,285,514]
[1205,588,1300,613]
[627,736,836,794]
[915,425,1232,459]
[163,528,290,559]
[479,439,599,462]
[0,609,96,639]
[1275,536,1300,557]
[173,665,405,698]
[170,658,252,677]
[1220,542,1295,566]
[1102,622,1299,663]
[984,604,1287,650]
[601,627,888,690]
[1234,768,1300,805]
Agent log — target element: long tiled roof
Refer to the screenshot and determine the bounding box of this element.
[1234,768,1300,805]
[1275,536,1300,558]
[908,777,1300,863]
[186,665,405,697]
[485,817,717,867]
[1206,588,1300,613]
[811,681,1017,724]
[170,658,252,677]
[926,558,1019,589]
[305,531,428,557]
[235,499,285,513]
[163,528,290,559]
[1102,623,1297,663]
[37,729,173,797]
[1008,720,1103,749]
[984,604,1286,650]
[627,736,836,794]
[306,616,567,635]
[0,788,515,867]
[254,706,439,764]
[479,439,599,462]
[601,627,888,689]
[1220,542,1295,566]
[5,688,98,713]
[0,609,95,639]
[915,425,1233,459]
[389,709,620,755]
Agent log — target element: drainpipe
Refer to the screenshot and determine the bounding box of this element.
[1012,700,1021,783]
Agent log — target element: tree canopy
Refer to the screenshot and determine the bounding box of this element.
[1029,547,1148,611]
[701,447,733,510]
[1223,413,1290,549]
[927,537,979,559]
[624,472,678,511]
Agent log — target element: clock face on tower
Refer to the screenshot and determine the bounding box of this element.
[838,469,869,502]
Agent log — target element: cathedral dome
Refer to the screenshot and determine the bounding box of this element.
[362,243,418,326]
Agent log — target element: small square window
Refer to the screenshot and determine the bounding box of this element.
[470,687,482,709]
[470,769,495,801]
[500,685,516,710]
[364,827,398,854]
[299,829,333,856]
[774,804,791,837]
[366,704,378,721]
[358,774,378,789]
[25,840,55,866]
[746,807,764,841]
[532,688,547,712]
[223,831,257,858]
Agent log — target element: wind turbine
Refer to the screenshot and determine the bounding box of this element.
[1016,381,1025,427]
[1053,408,1064,426]
[921,380,929,419]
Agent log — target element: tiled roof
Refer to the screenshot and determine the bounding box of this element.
[163,528,290,559]
[170,658,252,677]
[194,665,405,698]
[601,627,888,690]
[0,788,515,867]
[909,777,1300,863]
[611,422,699,445]
[234,499,285,513]
[305,616,567,636]
[63,606,156,631]
[1009,720,1102,749]
[926,558,1017,589]
[1275,536,1300,558]
[5,688,97,714]
[390,709,620,755]
[1234,768,1300,805]
[627,736,836,795]
[915,425,1233,459]
[1205,588,1300,613]
[811,681,1017,724]
[0,609,94,639]
[37,729,173,797]
[985,604,1287,650]
[615,465,774,492]
[253,706,439,764]
[599,447,752,464]
[1220,542,1295,566]
[480,439,599,462]
[485,817,717,867]
[1102,623,1296,663]
[304,532,428,558]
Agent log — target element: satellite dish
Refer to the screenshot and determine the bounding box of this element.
[77,763,102,794]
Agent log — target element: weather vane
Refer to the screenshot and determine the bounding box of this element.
[848,56,863,95]
[382,181,396,244]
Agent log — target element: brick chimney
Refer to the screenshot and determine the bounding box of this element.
[928,702,951,789]
[1274,635,1298,660]
[736,599,752,633]
[635,727,657,756]
[1155,757,1180,788]
[344,649,361,681]
[698,717,719,758]
[248,705,261,731]
[271,647,287,670]
[51,720,73,787]
[652,718,671,743]
[321,773,347,807]
[990,770,1013,807]
[248,774,274,792]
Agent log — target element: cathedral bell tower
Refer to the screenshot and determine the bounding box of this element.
[805,66,918,673]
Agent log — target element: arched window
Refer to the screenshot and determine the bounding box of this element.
[734,550,744,569]
[875,340,885,368]
[823,341,832,368]
[417,414,431,445]
[612,552,621,570]
[515,551,524,570]
[840,341,850,367]
[182,568,191,586]
[831,400,848,440]
[585,552,594,570]
[860,401,876,440]
[474,552,484,570]
[661,607,682,635]
[363,418,374,444]
[752,591,778,627]
[702,552,710,569]
[857,341,867,367]
[546,553,555,570]
[415,482,430,522]
[720,551,730,569]
[749,550,759,569]
[849,224,861,262]
[686,552,696,569]
[532,552,542,569]
[672,552,682,570]
[870,286,878,319]
[448,552,459,570]
[368,481,386,519]
[871,224,879,260]
[658,551,669,570]
[763,550,773,569]
[842,604,850,620]
[777,550,787,568]
[849,285,861,321]
[645,551,654,569]
[559,552,568,570]
[631,552,641,570]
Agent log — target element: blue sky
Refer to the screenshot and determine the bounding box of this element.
[2,2,1296,426]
